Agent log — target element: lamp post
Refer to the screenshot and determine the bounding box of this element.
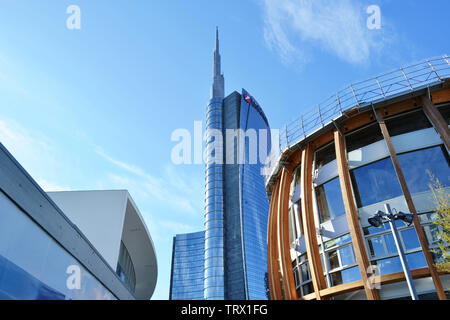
[368,203,419,300]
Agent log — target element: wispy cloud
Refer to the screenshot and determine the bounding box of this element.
[0,117,71,192]
[262,0,388,65]
[95,147,201,216]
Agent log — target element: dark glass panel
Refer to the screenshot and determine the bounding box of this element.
[345,123,383,153]
[385,110,432,137]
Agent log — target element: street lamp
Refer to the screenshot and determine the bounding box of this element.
[368,203,419,300]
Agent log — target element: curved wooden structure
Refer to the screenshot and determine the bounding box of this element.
[267,80,450,300]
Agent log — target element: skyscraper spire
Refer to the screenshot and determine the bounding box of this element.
[211,27,224,99]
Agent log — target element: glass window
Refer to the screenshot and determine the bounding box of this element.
[385,110,432,137]
[327,250,340,271]
[437,103,450,125]
[350,157,403,208]
[339,246,355,267]
[324,233,352,250]
[401,228,421,251]
[398,146,450,194]
[345,122,383,153]
[315,143,336,170]
[368,236,385,258]
[315,177,346,223]
[330,266,361,286]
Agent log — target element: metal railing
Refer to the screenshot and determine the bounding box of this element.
[264,55,450,184]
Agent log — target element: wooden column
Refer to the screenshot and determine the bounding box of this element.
[267,177,282,300]
[422,95,450,150]
[334,130,380,300]
[300,143,327,300]
[376,109,447,300]
[276,169,298,300]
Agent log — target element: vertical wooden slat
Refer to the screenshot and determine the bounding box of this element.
[300,143,327,300]
[334,130,380,300]
[276,168,298,300]
[267,177,282,300]
[376,109,447,300]
[422,95,450,150]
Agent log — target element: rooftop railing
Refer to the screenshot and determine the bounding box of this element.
[264,55,450,184]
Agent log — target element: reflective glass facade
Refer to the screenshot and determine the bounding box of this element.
[169,231,205,300]
[204,96,226,300]
[238,90,271,300]
[0,191,115,300]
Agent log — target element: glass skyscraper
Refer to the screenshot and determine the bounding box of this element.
[204,29,271,300]
[169,231,205,300]
[169,28,271,300]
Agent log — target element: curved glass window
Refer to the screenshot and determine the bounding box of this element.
[350,157,403,208]
[398,145,450,194]
[293,254,313,297]
[316,177,346,223]
[116,241,136,294]
[321,234,360,287]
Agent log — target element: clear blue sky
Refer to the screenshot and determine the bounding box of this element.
[0,0,448,300]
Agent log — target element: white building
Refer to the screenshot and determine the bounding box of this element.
[0,142,157,300]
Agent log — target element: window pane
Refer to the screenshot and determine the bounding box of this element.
[315,143,336,169]
[341,266,361,284]
[327,250,340,270]
[300,263,310,282]
[351,157,403,207]
[367,236,385,258]
[401,228,421,251]
[302,283,313,295]
[385,110,432,137]
[345,122,383,153]
[384,233,398,255]
[437,103,450,125]
[373,256,402,275]
[315,177,345,223]
[398,146,450,194]
[330,271,343,286]
[324,234,352,250]
[423,224,440,247]
[406,251,427,270]
[339,246,355,267]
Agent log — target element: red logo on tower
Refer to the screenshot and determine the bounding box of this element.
[244,93,252,104]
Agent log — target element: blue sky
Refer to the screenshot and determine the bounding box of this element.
[0,0,448,300]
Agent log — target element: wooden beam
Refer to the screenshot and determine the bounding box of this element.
[276,169,298,300]
[320,280,365,298]
[334,130,380,300]
[300,143,327,300]
[431,88,450,104]
[267,178,282,300]
[422,94,450,151]
[376,109,447,300]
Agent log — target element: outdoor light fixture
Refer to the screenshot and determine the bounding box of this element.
[396,211,415,226]
[368,211,384,228]
[368,204,419,300]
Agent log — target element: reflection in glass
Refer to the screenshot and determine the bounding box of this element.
[350,157,403,208]
[316,177,345,223]
[398,146,450,194]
